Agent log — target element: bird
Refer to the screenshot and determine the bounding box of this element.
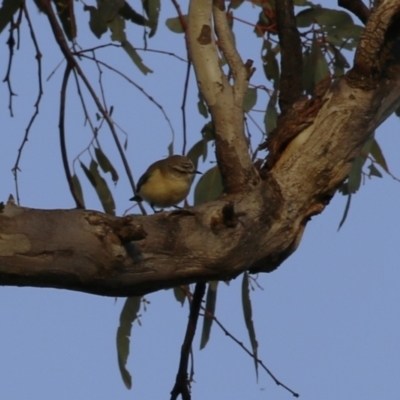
[130,155,201,211]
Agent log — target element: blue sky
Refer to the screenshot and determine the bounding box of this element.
[1,1,400,399]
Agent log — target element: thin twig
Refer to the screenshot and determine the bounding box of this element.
[59,65,84,208]
[181,285,299,397]
[78,53,175,146]
[181,61,191,155]
[12,5,43,205]
[210,313,299,397]
[170,283,206,400]
[3,16,17,117]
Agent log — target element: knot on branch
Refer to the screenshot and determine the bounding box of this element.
[197,25,212,45]
[210,202,245,231]
[85,213,147,244]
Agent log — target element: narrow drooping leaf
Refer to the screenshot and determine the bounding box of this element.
[187,140,207,170]
[264,92,278,134]
[0,0,20,34]
[243,88,257,112]
[347,136,374,194]
[194,166,223,206]
[197,92,209,118]
[143,0,160,37]
[368,163,382,178]
[241,273,259,380]
[94,147,119,183]
[168,141,174,156]
[108,15,126,41]
[310,34,329,87]
[200,281,219,349]
[338,192,352,230]
[262,41,280,89]
[71,174,85,208]
[370,139,388,172]
[118,2,148,26]
[81,160,115,215]
[173,286,186,306]
[122,40,153,75]
[116,297,141,389]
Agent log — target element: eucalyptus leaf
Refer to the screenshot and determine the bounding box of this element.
[165,15,187,34]
[122,40,153,75]
[71,174,85,208]
[200,281,219,350]
[243,88,257,112]
[143,0,160,37]
[241,273,259,380]
[116,297,141,389]
[0,0,21,34]
[194,166,223,206]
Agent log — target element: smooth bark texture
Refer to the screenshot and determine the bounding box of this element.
[1,1,400,297]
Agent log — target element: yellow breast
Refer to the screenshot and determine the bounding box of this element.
[139,169,191,208]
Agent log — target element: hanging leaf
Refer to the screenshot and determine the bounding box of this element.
[98,0,124,22]
[311,34,329,86]
[87,6,108,39]
[338,192,352,230]
[94,147,119,183]
[368,163,382,178]
[187,140,207,170]
[243,88,258,112]
[119,2,148,26]
[370,139,388,172]
[173,286,186,306]
[0,0,21,34]
[348,136,373,194]
[200,281,218,350]
[201,121,215,141]
[242,273,259,380]
[122,40,153,75]
[262,41,280,89]
[264,92,278,135]
[143,0,160,37]
[197,92,209,118]
[165,15,187,34]
[168,141,174,156]
[108,14,126,41]
[116,297,141,389]
[194,166,223,205]
[81,160,116,215]
[71,174,85,208]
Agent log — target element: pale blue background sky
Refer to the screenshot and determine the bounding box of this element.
[1,1,400,399]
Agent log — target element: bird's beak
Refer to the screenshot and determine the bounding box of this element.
[195,170,202,174]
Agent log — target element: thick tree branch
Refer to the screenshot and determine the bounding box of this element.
[275,0,303,113]
[338,0,370,25]
[212,0,248,102]
[2,0,400,298]
[187,0,259,194]
[352,0,400,77]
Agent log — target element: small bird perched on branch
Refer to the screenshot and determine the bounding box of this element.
[130,155,201,212]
